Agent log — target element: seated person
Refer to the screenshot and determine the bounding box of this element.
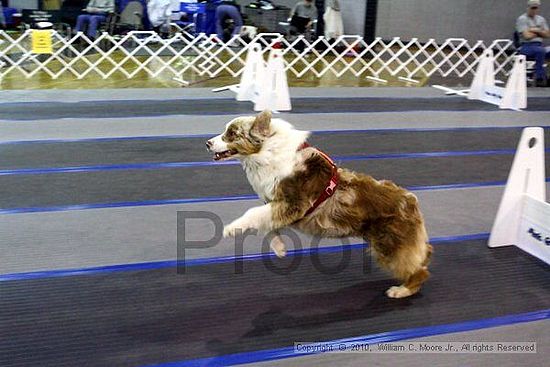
[118,0,152,31]
[516,0,550,86]
[74,0,115,39]
[148,0,171,37]
[289,0,317,35]
[215,1,243,42]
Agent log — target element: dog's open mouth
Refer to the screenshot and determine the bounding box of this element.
[213,149,237,161]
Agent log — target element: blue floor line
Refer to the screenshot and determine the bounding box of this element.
[408,180,510,191]
[144,309,550,367]
[0,160,240,176]
[0,125,546,146]
[3,179,550,215]
[0,233,489,282]
[0,134,216,145]
[0,195,260,215]
[0,149,530,176]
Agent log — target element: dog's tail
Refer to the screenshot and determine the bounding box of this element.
[423,243,433,267]
[399,192,423,219]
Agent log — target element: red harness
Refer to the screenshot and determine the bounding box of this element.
[297,142,340,216]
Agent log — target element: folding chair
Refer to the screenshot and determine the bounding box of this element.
[107,0,145,35]
[171,2,207,36]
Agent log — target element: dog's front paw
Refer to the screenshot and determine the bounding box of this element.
[223,224,238,238]
[223,219,251,238]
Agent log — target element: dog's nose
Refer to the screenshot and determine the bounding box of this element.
[205,140,213,150]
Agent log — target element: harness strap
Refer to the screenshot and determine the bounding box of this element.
[297,142,339,216]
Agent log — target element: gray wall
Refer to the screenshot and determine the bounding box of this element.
[242,0,550,43]
[240,1,366,36]
[375,0,550,43]
[340,0,367,36]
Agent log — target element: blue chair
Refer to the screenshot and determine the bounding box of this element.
[175,2,207,35]
[3,7,18,29]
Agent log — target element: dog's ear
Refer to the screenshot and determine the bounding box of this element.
[250,110,272,137]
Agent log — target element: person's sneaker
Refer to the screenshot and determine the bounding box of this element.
[226,39,240,48]
[535,79,548,87]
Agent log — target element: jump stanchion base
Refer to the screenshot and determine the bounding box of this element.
[212,84,239,93]
[172,77,190,86]
[433,50,527,111]
[432,85,469,96]
[366,75,388,83]
[517,194,550,264]
[398,76,421,84]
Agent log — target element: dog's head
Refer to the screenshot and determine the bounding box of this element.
[206,110,272,161]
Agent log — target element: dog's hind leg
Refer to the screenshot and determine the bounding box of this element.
[386,266,430,298]
[385,238,432,298]
[369,222,432,299]
[386,243,433,297]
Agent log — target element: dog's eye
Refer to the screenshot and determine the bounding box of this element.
[225,130,236,141]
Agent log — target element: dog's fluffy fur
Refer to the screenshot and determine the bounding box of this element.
[207,111,432,298]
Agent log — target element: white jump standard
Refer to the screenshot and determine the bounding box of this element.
[433,49,527,111]
[489,127,549,264]
[214,43,292,112]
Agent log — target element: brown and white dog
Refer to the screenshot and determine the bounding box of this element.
[206,111,432,298]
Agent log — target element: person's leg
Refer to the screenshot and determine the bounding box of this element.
[227,7,243,37]
[215,6,229,40]
[87,15,106,39]
[532,46,547,81]
[75,14,90,34]
[520,43,547,81]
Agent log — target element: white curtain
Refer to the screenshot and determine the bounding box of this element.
[323,2,344,39]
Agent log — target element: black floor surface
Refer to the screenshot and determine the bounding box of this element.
[2,128,549,170]
[1,97,550,120]
[1,240,548,367]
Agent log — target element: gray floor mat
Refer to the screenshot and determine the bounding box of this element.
[2,128,548,170]
[1,97,550,120]
[2,154,548,209]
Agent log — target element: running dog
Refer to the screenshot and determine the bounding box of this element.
[206,111,432,298]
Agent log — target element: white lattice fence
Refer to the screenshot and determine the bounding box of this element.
[0,29,516,84]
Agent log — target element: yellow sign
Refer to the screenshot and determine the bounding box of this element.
[31,30,53,54]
